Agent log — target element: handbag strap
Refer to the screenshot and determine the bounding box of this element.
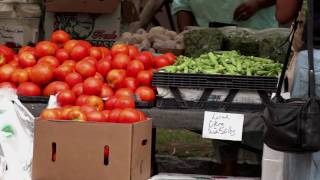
[307,0,316,98]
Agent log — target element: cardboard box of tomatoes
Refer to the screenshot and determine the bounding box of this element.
[32,119,152,180]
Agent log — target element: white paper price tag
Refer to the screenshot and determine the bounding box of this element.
[202,111,244,141]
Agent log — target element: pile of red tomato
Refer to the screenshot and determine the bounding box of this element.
[0,30,176,123]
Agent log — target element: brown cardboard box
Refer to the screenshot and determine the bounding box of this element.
[32,120,152,180]
[45,0,120,14]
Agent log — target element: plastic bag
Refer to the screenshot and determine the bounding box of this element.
[261,144,286,180]
[0,88,34,180]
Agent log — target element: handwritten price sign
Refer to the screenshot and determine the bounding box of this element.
[202,111,244,141]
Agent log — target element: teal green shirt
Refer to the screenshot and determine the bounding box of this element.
[172,0,278,30]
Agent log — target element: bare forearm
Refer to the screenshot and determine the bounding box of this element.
[139,0,167,28]
[276,0,301,24]
[177,10,194,31]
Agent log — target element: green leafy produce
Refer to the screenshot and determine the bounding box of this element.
[160,51,282,77]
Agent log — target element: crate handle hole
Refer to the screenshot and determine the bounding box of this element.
[51,142,56,162]
[141,139,148,146]
[104,145,109,166]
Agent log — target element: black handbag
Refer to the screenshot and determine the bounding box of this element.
[261,0,320,152]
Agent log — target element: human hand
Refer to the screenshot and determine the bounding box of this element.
[234,0,260,21]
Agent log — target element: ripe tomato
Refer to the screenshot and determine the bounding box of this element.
[17,82,41,96]
[60,106,74,120]
[164,52,176,64]
[101,110,111,122]
[43,81,70,96]
[38,56,60,68]
[96,59,112,76]
[62,60,76,68]
[65,72,83,87]
[154,55,171,69]
[57,90,76,106]
[78,40,92,50]
[93,72,104,82]
[107,69,126,89]
[0,53,6,66]
[105,96,118,110]
[135,52,153,70]
[111,44,129,56]
[75,94,89,106]
[100,47,111,58]
[29,64,54,85]
[72,83,84,96]
[127,60,144,77]
[135,86,156,102]
[51,30,70,44]
[112,53,131,69]
[90,47,102,60]
[70,44,90,61]
[128,45,139,59]
[0,82,16,89]
[122,77,140,91]
[55,49,70,63]
[137,70,153,86]
[86,111,105,122]
[115,88,134,97]
[18,51,37,68]
[35,41,58,58]
[0,45,15,62]
[114,96,135,109]
[64,40,79,54]
[82,56,97,66]
[137,110,147,121]
[118,108,140,123]
[68,109,87,121]
[18,46,36,56]
[11,69,29,84]
[85,95,104,111]
[108,108,122,123]
[80,105,97,115]
[8,56,19,67]
[75,61,96,78]
[100,84,114,99]
[83,77,103,96]
[54,65,74,81]
[40,108,61,120]
[0,64,15,82]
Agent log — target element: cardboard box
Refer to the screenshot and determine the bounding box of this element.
[32,120,152,180]
[44,0,121,47]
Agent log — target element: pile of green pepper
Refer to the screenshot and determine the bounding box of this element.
[160,51,282,77]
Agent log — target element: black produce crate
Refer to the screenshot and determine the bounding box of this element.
[19,96,49,117]
[135,100,156,108]
[19,96,49,103]
[152,72,278,92]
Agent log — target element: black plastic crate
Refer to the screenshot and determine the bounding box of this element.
[152,72,278,92]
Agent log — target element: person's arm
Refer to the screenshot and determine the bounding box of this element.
[176,10,194,31]
[276,0,302,24]
[234,0,276,21]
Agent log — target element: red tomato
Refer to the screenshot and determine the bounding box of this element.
[137,110,147,121]
[114,96,135,109]
[75,94,89,106]
[135,86,156,102]
[101,110,111,122]
[82,56,98,66]
[72,83,84,96]
[0,45,15,62]
[107,69,126,89]
[43,81,70,96]
[112,53,131,69]
[17,82,41,96]
[40,108,61,120]
[0,64,15,82]
[154,55,171,69]
[64,40,79,54]
[78,40,92,50]
[122,77,140,91]
[8,57,19,67]
[115,88,134,97]
[93,72,104,82]
[35,41,58,58]
[136,70,153,86]
[135,52,153,69]
[104,96,118,110]
[65,72,83,87]
[111,44,129,56]
[62,60,76,68]
[86,111,105,122]
[70,44,90,61]
[83,77,103,96]
[96,59,112,76]
[100,84,114,99]
[29,64,54,85]
[75,61,96,78]
[100,47,111,58]
[11,69,29,84]
[38,56,60,68]
[127,60,144,77]
[68,109,87,121]
[85,95,104,111]
[57,90,76,106]
[54,65,74,81]
[80,105,97,115]
[108,108,122,123]
[18,51,37,68]
[55,49,70,63]
[0,82,16,89]
[90,47,102,60]
[60,106,74,120]
[118,108,140,123]
[164,52,176,64]
[18,46,36,56]
[0,53,6,66]
[128,45,139,59]
[51,30,70,44]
